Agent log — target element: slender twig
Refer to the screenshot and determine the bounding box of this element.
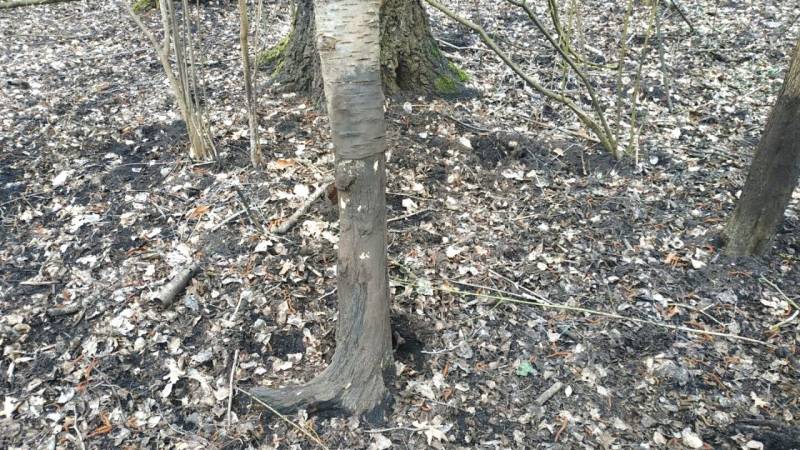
[0,0,77,8]
[236,388,329,449]
[448,277,552,306]
[388,208,433,223]
[0,191,47,208]
[126,0,215,160]
[669,0,696,34]
[435,38,487,53]
[363,427,418,433]
[227,349,239,428]
[273,181,333,235]
[73,419,86,450]
[760,277,800,331]
[772,310,799,331]
[506,0,616,157]
[239,0,263,167]
[668,302,723,326]
[391,278,775,348]
[654,1,673,111]
[234,186,267,234]
[625,0,659,161]
[546,0,615,69]
[437,112,494,133]
[614,0,634,149]
[423,0,617,155]
[760,277,800,310]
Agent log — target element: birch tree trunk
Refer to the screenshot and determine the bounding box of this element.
[251,0,393,420]
[724,39,800,256]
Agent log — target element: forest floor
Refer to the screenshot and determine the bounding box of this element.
[2,0,800,449]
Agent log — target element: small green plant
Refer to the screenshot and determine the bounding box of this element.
[516,360,534,377]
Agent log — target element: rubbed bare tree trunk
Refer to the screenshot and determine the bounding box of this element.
[252,0,393,419]
[260,0,465,100]
[725,39,800,256]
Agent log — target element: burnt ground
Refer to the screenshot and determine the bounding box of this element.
[1,0,800,449]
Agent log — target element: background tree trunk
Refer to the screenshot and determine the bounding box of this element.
[724,39,800,256]
[252,0,393,420]
[260,0,465,100]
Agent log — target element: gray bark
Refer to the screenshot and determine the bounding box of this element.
[724,39,800,256]
[252,0,393,420]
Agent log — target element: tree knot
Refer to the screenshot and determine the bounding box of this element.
[317,35,337,53]
[335,160,361,192]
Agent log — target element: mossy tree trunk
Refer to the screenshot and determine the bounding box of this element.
[261,0,464,99]
[724,38,800,256]
[252,0,393,420]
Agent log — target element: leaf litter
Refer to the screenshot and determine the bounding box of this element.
[1,0,799,449]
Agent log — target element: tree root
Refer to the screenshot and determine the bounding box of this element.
[248,365,393,424]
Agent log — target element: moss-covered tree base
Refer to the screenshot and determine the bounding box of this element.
[260,0,467,101]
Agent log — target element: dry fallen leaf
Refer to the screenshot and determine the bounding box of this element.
[185,204,210,220]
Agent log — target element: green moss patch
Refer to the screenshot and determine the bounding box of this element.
[448,62,469,82]
[131,0,156,13]
[257,35,290,68]
[434,75,458,94]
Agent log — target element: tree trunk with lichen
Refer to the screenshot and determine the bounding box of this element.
[724,39,800,256]
[261,0,464,100]
[251,0,394,420]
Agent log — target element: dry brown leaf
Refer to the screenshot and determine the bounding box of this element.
[275,158,296,169]
[186,205,210,220]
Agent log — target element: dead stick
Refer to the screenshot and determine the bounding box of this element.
[227,349,239,427]
[154,263,199,305]
[234,186,267,234]
[47,304,82,317]
[237,388,329,449]
[669,0,696,34]
[0,0,78,8]
[273,181,332,235]
[388,208,433,223]
[535,381,564,406]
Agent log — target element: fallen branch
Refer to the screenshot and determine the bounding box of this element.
[0,0,77,9]
[46,304,82,318]
[273,181,332,235]
[392,278,776,348]
[153,263,200,305]
[535,381,564,406]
